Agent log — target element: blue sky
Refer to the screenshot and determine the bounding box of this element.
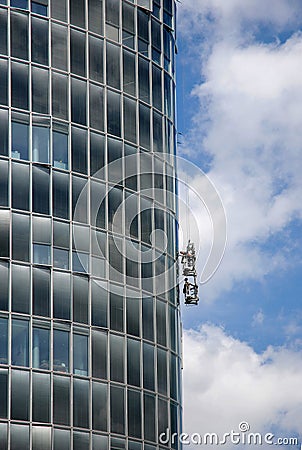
[176,0,302,445]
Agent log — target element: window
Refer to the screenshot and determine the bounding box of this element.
[107,90,121,137]
[53,127,69,169]
[33,326,50,369]
[10,425,29,450]
[53,171,70,219]
[12,213,30,262]
[11,12,28,60]
[31,1,48,16]
[12,162,30,211]
[127,338,140,387]
[0,369,7,418]
[106,42,120,89]
[31,17,48,64]
[12,319,29,366]
[32,372,50,423]
[90,132,105,177]
[32,126,50,163]
[144,394,156,442]
[32,65,49,113]
[52,72,68,120]
[110,334,124,383]
[157,348,167,395]
[71,127,87,173]
[71,29,86,77]
[0,10,8,56]
[53,328,69,372]
[91,279,108,327]
[0,59,8,106]
[12,264,30,313]
[71,78,87,125]
[156,299,167,346]
[51,23,68,71]
[73,333,88,376]
[0,318,8,365]
[142,296,154,341]
[51,0,66,21]
[92,330,107,379]
[73,275,89,324]
[126,296,140,336]
[72,175,88,223]
[11,370,30,420]
[124,97,137,143]
[32,427,51,450]
[143,342,154,391]
[11,62,29,110]
[70,0,86,28]
[33,268,50,316]
[0,262,9,311]
[110,385,124,434]
[128,389,141,438]
[53,375,70,425]
[12,120,29,160]
[89,35,103,83]
[138,57,150,102]
[53,271,71,319]
[53,429,70,450]
[0,109,8,156]
[32,166,50,214]
[73,378,89,428]
[0,210,9,258]
[123,49,136,96]
[110,292,124,332]
[89,84,104,131]
[92,382,107,431]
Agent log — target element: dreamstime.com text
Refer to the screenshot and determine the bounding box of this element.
[159,422,300,446]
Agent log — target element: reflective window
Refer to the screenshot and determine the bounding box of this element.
[108,137,122,183]
[53,328,69,372]
[0,369,7,420]
[53,271,71,319]
[73,275,89,324]
[110,385,124,434]
[156,299,167,346]
[0,10,8,56]
[153,111,163,152]
[72,78,87,125]
[32,427,51,450]
[72,126,87,174]
[142,296,154,341]
[10,424,29,450]
[11,0,28,8]
[33,243,51,265]
[53,429,70,450]
[157,348,167,395]
[11,62,29,110]
[52,72,68,120]
[12,213,30,262]
[139,57,150,102]
[32,67,49,114]
[73,333,88,376]
[89,83,104,131]
[71,29,86,77]
[12,162,30,211]
[106,42,120,90]
[33,268,50,316]
[107,90,121,137]
[144,393,156,442]
[91,280,108,327]
[32,372,50,423]
[91,181,106,230]
[92,329,107,379]
[110,334,124,383]
[127,338,140,387]
[53,375,70,425]
[51,23,68,71]
[92,434,108,450]
[33,166,50,214]
[0,59,8,106]
[123,49,136,96]
[170,353,178,400]
[72,175,88,223]
[74,432,89,450]
[51,0,66,21]
[110,292,124,332]
[92,382,107,431]
[11,370,30,420]
[12,121,29,160]
[143,342,154,391]
[33,326,50,369]
[53,127,69,169]
[53,247,69,270]
[90,132,105,177]
[158,397,169,436]
[0,319,7,365]
[128,389,141,438]
[53,171,70,219]
[11,12,28,60]
[0,109,8,156]
[0,210,9,258]
[70,0,86,28]
[108,186,123,233]
[89,35,103,83]
[31,2,48,16]
[73,378,89,428]
[0,262,8,311]
[32,126,50,163]
[126,296,140,337]
[139,103,150,149]
[124,97,137,143]
[12,264,30,313]
[31,17,48,65]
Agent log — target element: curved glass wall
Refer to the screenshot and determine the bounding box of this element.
[0,0,181,449]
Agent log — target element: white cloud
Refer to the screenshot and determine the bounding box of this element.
[182,325,302,447]
[177,1,302,300]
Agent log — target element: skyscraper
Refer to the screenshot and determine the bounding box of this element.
[0,0,180,449]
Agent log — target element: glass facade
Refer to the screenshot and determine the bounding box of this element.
[0,0,180,449]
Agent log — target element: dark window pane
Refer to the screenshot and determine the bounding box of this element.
[11,370,30,420]
[110,292,123,332]
[110,385,124,434]
[126,296,140,337]
[88,0,103,34]
[93,382,107,431]
[11,62,29,110]
[123,49,136,96]
[0,369,7,418]
[0,210,9,258]
[11,12,28,60]
[89,35,103,82]
[158,398,169,437]
[54,429,70,450]
[53,375,70,425]
[156,299,166,346]
[71,29,86,77]
[107,90,121,137]
[73,378,89,428]
[152,65,162,111]
[0,320,8,365]
[157,348,167,395]
[90,132,105,177]
[128,389,141,438]
[73,274,88,323]
[106,42,120,90]
[142,296,154,341]
[12,120,29,160]
[106,0,119,26]
[51,0,66,21]
[33,166,50,214]
[12,264,30,313]
[92,434,108,450]
[32,372,50,422]
[127,338,140,387]
[143,342,154,390]
[70,0,86,28]
[0,109,8,156]
[52,72,68,120]
[0,262,9,311]
[139,103,150,149]
[144,394,156,442]
[31,2,48,16]
[31,17,48,65]
[12,213,30,262]
[71,78,87,125]
[124,96,137,143]
[72,175,88,223]
[53,171,70,219]
[12,162,29,211]
[53,329,69,373]
[53,272,71,320]
[139,57,150,102]
[72,126,87,173]
[53,128,69,169]
[33,268,50,316]
[89,83,104,131]
[10,424,29,450]
[33,126,50,163]
[73,333,88,376]
[12,319,29,366]
[0,59,8,106]
[32,66,49,114]
[33,327,50,370]
[11,0,28,8]
[0,10,8,56]
[91,279,108,327]
[73,432,89,450]
[110,334,124,383]
[51,23,68,71]
[92,330,107,379]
